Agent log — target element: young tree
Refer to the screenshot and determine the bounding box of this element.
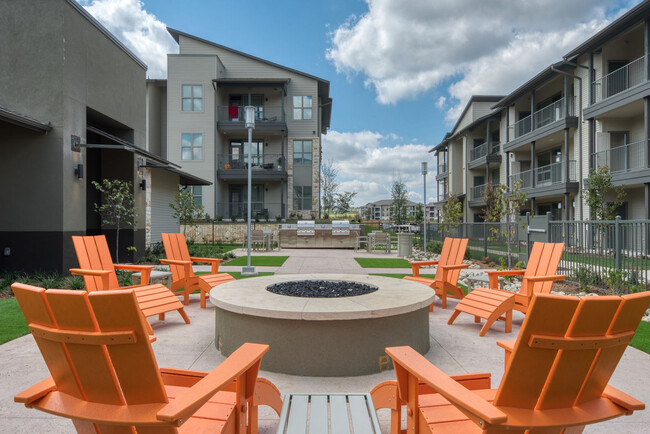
[92,179,137,263]
[482,181,528,267]
[583,166,626,221]
[390,175,409,224]
[414,203,424,224]
[169,185,205,237]
[335,191,357,214]
[321,159,339,218]
[441,194,463,229]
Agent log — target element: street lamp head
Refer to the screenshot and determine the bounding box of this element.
[244,106,256,129]
[421,161,428,175]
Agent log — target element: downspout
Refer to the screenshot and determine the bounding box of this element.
[551,66,582,220]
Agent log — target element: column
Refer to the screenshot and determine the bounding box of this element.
[531,141,536,188]
[588,52,594,105]
[530,90,536,131]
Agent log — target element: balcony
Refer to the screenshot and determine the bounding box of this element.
[435,192,449,204]
[592,140,650,185]
[509,160,579,198]
[216,202,286,220]
[436,162,448,180]
[470,184,487,201]
[592,57,645,104]
[217,106,286,132]
[217,154,287,181]
[505,97,577,151]
[469,142,501,168]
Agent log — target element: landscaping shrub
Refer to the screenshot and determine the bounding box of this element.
[571,266,602,290]
[604,268,628,295]
[430,241,443,254]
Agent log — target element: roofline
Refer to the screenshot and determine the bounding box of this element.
[448,95,504,136]
[564,1,650,61]
[492,61,569,108]
[167,27,330,87]
[0,106,52,133]
[66,0,147,71]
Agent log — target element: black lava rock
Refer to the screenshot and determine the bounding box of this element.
[266,279,378,298]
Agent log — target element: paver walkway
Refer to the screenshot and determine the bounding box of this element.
[2,247,649,433]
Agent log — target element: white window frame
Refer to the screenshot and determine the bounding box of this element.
[181,133,203,161]
[293,95,313,120]
[182,84,203,112]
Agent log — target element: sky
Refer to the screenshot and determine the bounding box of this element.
[79,0,642,206]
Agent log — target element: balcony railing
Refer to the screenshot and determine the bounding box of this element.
[438,162,448,175]
[592,56,645,104]
[508,97,571,140]
[217,153,286,171]
[216,202,286,220]
[591,140,647,174]
[509,160,577,189]
[470,184,487,201]
[217,106,285,125]
[470,142,501,162]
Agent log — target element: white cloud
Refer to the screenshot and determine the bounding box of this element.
[435,96,446,109]
[322,130,435,207]
[80,0,177,78]
[327,0,631,119]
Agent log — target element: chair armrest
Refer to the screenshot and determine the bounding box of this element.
[69,268,110,290]
[157,343,269,426]
[496,340,515,368]
[190,257,223,274]
[114,264,154,285]
[438,263,470,270]
[603,385,646,412]
[386,346,507,427]
[485,270,525,289]
[409,260,439,277]
[525,274,566,282]
[159,259,192,279]
[159,259,191,266]
[14,377,56,405]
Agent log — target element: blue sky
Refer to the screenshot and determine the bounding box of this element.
[81,0,641,206]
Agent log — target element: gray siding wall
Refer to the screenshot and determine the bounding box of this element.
[150,170,180,244]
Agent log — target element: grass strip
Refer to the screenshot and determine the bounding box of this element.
[354,258,412,268]
[0,298,29,345]
[631,320,650,354]
[225,256,289,267]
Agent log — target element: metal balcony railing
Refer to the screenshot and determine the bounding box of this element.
[508,97,572,140]
[438,162,448,175]
[592,56,645,104]
[216,202,286,220]
[217,105,285,124]
[509,160,577,189]
[470,184,487,200]
[591,140,647,174]
[217,154,286,171]
[470,142,501,162]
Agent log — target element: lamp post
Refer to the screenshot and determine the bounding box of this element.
[421,162,428,255]
[242,106,257,276]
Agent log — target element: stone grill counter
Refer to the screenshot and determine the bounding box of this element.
[279,223,361,248]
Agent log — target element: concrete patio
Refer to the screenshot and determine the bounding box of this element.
[1,248,649,433]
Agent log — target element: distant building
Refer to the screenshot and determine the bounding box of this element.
[360,199,420,220]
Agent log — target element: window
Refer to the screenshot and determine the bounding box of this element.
[181,133,203,160]
[293,95,312,120]
[182,85,203,111]
[184,185,202,206]
[293,186,312,210]
[293,140,313,165]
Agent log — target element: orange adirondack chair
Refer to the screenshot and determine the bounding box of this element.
[448,242,565,336]
[403,238,469,309]
[160,233,236,308]
[70,235,190,333]
[12,283,283,433]
[372,291,650,433]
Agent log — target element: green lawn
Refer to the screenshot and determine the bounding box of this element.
[354,258,412,268]
[0,298,29,345]
[225,256,289,267]
[631,320,650,354]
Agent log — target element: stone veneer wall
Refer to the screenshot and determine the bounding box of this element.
[287,137,320,219]
[180,222,281,244]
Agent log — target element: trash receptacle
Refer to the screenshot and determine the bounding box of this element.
[397,233,413,257]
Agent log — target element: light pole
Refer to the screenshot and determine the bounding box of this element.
[421,162,428,255]
[242,106,257,276]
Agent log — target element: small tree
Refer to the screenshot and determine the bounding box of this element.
[92,179,138,263]
[390,175,409,224]
[335,191,357,214]
[321,159,339,218]
[441,194,463,229]
[583,166,626,221]
[482,181,528,267]
[414,203,424,224]
[169,185,205,237]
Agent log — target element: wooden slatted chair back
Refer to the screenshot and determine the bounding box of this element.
[494,291,650,412]
[520,242,564,297]
[72,235,120,291]
[435,238,469,285]
[12,283,170,433]
[162,233,195,281]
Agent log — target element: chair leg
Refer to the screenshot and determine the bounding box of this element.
[428,303,434,312]
[158,313,165,321]
[447,309,461,325]
[504,309,512,333]
[178,307,191,324]
[440,291,447,309]
[200,290,206,309]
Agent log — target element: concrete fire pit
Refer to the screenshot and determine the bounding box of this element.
[209,274,434,376]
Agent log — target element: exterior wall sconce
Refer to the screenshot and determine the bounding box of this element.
[137,157,146,191]
[74,163,83,180]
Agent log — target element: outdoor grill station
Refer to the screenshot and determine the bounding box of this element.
[280,220,361,248]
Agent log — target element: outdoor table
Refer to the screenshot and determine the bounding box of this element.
[277,393,381,433]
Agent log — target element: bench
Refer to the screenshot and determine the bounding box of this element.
[278,393,381,433]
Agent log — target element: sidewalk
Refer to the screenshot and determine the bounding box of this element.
[2,248,649,433]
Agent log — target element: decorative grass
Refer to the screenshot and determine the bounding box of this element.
[0,298,29,345]
[631,321,650,354]
[354,258,412,268]
[225,256,289,267]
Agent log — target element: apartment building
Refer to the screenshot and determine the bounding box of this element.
[433,0,650,221]
[361,200,420,220]
[0,0,205,272]
[150,29,332,221]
